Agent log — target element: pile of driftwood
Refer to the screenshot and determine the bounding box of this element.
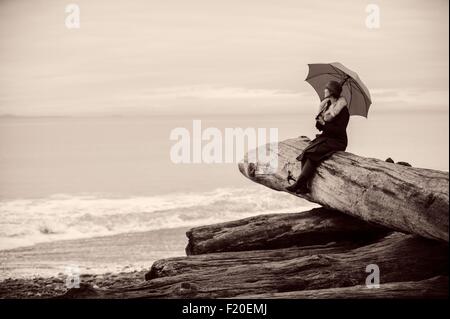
[62,136,449,298]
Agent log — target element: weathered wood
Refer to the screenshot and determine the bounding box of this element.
[62,233,447,298]
[238,136,449,242]
[186,207,390,255]
[238,276,448,299]
[147,242,361,280]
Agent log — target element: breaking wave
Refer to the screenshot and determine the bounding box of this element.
[0,186,317,250]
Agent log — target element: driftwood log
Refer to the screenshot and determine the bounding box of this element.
[186,207,390,255]
[239,276,448,299]
[61,232,448,298]
[238,136,449,242]
[61,211,448,298]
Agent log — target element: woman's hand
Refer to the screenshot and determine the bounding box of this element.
[315,116,325,131]
[315,120,324,131]
[323,112,333,122]
[317,115,326,125]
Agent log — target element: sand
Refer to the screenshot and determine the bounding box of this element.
[0,227,189,298]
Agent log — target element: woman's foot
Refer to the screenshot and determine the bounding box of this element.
[285,181,309,194]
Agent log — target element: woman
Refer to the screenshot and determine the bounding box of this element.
[286,80,350,194]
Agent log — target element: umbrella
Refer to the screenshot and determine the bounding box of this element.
[305,62,372,118]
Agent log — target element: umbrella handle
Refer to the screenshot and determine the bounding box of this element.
[340,75,351,86]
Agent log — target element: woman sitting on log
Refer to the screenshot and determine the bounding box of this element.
[286,80,350,194]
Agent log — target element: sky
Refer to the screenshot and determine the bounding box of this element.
[0,0,448,116]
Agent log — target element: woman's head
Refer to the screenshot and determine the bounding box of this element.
[324,81,342,99]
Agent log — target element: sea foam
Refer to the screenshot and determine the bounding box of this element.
[0,186,316,250]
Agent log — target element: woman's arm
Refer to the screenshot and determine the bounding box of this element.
[323,97,347,122]
[317,98,330,115]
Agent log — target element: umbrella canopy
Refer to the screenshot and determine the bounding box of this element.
[305,62,372,118]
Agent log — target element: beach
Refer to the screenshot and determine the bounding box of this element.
[0,227,189,298]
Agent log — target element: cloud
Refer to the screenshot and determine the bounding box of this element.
[0,85,447,117]
[0,0,448,116]
[127,86,304,100]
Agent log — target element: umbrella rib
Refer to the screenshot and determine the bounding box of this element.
[305,72,342,81]
[348,79,353,107]
[340,74,371,103]
[347,79,370,117]
[342,77,371,106]
[330,64,345,78]
[350,80,372,105]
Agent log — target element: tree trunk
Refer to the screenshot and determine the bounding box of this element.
[238,136,449,242]
[62,233,448,298]
[148,242,363,281]
[238,276,448,299]
[186,207,390,255]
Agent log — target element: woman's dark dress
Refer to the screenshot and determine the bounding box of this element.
[296,103,350,164]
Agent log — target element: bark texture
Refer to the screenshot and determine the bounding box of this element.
[185,207,390,255]
[60,233,448,299]
[238,136,449,242]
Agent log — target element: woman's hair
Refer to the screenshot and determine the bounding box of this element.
[325,81,342,98]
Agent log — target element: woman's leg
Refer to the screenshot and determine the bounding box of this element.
[285,158,317,193]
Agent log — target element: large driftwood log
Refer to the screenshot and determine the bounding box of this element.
[186,207,390,255]
[62,233,448,298]
[238,276,448,299]
[147,242,362,281]
[238,136,449,242]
